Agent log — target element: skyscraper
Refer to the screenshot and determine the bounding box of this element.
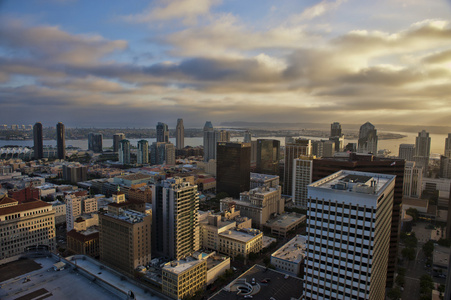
[157,122,169,143]
[445,133,451,158]
[305,170,396,300]
[88,133,103,153]
[311,140,335,158]
[244,130,252,143]
[312,153,405,287]
[203,121,218,162]
[176,118,184,150]
[56,122,65,159]
[292,155,314,208]
[33,122,43,159]
[150,142,175,165]
[113,133,125,152]
[216,142,251,198]
[256,139,280,175]
[118,139,130,164]
[330,122,342,137]
[283,139,311,196]
[358,122,378,154]
[137,140,149,164]
[414,130,431,175]
[398,144,415,161]
[152,178,200,260]
[404,161,423,197]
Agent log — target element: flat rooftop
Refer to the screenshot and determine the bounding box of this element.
[209,264,303,300]
[250,173,279,181]
[265,213,305,228]
[403,197,428,208]
[163,256,205,274]
[271,235,306,263]
[310,170,394,195]
[219,229,261,243]
[104,209,149,224]
[0,256,163,300]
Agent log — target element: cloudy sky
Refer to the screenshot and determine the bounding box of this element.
[1,0,450,128]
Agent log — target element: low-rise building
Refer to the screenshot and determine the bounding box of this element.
[67,227,100,258]
[218,228,262,258]
[250,172,279,189]
[271,235,306,277]
[264,212,306,238]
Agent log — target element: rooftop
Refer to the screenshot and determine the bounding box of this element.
[116,173,151,181]
[163,255,205,274]
[403,197,428,208]
[0,200,52,216]
[265,213,306,228]
[433,246,450,268]
[104,209,149,224]
[271,235,307,263]
[250,173,279,182]
[219,229,261,243]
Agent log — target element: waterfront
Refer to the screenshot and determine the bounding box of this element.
[0,132,448,157]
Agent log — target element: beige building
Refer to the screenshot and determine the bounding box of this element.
[271,235,306,277]
[0,199,55,261]
[218,228,262,258]
[403,161,423,198]
[67,227,99,258]
[65,194,98,231]
[162,252,230,300]
[264,212,306,238]
[292,156,315,208]
[250,173,280,189]
[220,185,283,229]
[99,209,152,275]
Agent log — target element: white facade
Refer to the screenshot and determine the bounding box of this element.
[271,235,306,277]
[65,195,98,232]
[403,161,423,198]
[292,156,314,208]
[305,170,395,300]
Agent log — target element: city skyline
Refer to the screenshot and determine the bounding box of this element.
[1,1,450,127]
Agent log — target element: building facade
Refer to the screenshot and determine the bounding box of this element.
[56,122,66,159]
[33,122,44,159]
[152,178,200,260]
[283,138,312,196]
[216,142,251,198]
[137,140,149,165]
[398,144,415,161]
[88,133,103,153]
[414,130,431,175]
[176,118,184,150]
[403,161,423,198]
[357,122,378,154]
[0,199,56,260]
[118,139,130,164]
[157,122,169,143]
[99,209,152,275]
[113,133,125,152]
[256,139,280,175]
[292,156,315,208]
[150,142,175,165]
[305,171,396,300]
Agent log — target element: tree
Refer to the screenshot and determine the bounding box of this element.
[419,274,434,298]
[387,287,401,300]
[401,247,415,261]
[406,208,419,222]
[423,241,434,258]
[395,274,405,287]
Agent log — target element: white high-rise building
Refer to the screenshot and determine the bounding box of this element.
[65,194,98,232]
[403,161,423,198]
[283,139,312,196]
[292,156,315,208]
[357,122,378,154]
[152,178,200,260]
[305,170,396,300]
[414,130,431,175]
[398,144,415,161]
[202,121,230,162]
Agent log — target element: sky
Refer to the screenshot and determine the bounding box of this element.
[0,0,451,128]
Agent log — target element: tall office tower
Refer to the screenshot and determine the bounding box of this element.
[250,140,258,169]
[312,140,335,158]
[88,133,103,153]
[203,121,219,162]
[404,161,423,197]
[65,194,97,231]
[256,139,280,175]
[62,164,88,184]
[0,199,56,260]
[152,178,200,260]
[176,118,184,150]
[33,122,43,159]
[414,130,431,175]
[157,122,169,143]
[118,139,130,164]
[398,144,415,161]
[137,140,149,164]
[330,122,342,137]
[292,155,315,208]
[283,139,312,196]
[445,134,451,157]
[151,142,175,165]
[244,130,252,143]
[100,209,152,275]
[113,133,125,152]
[358,122,378,154]
[312,154,405,287]
[56,122,66,159]
[217,142,251,198]
[305,170,396,300]
[439,155,451,179]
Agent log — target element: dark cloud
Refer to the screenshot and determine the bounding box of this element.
[423,49,451,64]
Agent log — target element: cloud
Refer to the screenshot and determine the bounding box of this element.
[122,0,221,25]
[422,49,451,64]
[290,0,347,22]
[0,19,127,65]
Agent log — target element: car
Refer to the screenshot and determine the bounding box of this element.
[251,278,256,284]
